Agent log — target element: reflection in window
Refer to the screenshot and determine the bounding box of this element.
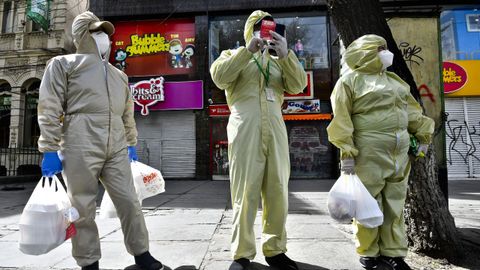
[209,14,329,69]
[23,81,40,147]
[0,83,11,147]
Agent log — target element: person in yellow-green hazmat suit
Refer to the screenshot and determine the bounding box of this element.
[210,10,307,270]
[37,11,163,270]
[327,34,434,270]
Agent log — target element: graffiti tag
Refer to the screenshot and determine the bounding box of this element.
[446,115,480,165]
[399,42,424,67]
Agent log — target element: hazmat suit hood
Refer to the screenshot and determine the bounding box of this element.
[244,10,272,45]
[344,34,386,74]
[72,11,114,57]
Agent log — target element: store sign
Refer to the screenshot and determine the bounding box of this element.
[282,99,320,114]
[208,104,231,116]
[443,61,468,94]
[110,19,196,76]
[443,60,480,97]
[130,77,165,115]
[129,79,203,114]
[284,71,314,100]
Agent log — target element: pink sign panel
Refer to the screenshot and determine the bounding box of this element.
[130,80,203,113]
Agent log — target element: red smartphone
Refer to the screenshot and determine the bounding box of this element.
[260,22,286,56]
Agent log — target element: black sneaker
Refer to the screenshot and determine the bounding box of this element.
[265,253,299,270]
[134,251,164,270]
[359,257,378,269]
[82,261,99,270]
[380,256,412,270]
[229,258,250,270]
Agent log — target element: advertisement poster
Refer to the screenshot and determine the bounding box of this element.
[284,71,314,100]
[110,19,196,76]
[282,99,320,114]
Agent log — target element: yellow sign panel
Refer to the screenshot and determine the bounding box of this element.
[444,60,480,97]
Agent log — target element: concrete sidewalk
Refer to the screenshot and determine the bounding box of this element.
[0,179,478,270]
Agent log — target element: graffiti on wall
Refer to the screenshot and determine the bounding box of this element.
[388,18,442,128]
[445,114,480,164]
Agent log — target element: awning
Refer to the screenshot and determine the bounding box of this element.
[282,114,332,121]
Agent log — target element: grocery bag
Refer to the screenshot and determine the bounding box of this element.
[327,173,383,228]
[19,176,78,255]
[131,161,165,201]
[352,175,383,228]
[327,173,356,223]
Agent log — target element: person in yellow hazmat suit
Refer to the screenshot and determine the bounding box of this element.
[210,10,307,270]
[37,11,163,270]
[327,34,434,270]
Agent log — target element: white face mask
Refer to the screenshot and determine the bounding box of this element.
[378,50,394,70]
[91,31,110,57]
[253,31,260,39]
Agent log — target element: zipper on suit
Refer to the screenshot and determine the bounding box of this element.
[103,60,112,153]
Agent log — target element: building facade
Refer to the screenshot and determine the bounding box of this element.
[441,8,480,179]
[0,0,87,176]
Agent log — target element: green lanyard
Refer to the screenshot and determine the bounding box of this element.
[253,56,270,86]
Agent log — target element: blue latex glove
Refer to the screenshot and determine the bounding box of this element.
[128,146,138,162]
[41,152,62,177]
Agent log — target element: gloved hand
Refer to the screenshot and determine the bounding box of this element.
[340,158,355,175]
[41,152,62,177]
[247,36,264,54]
[268,31,288,59]
[417,144,429,157]
[128,146,138,162]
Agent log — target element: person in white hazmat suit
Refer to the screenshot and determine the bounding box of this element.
[37,11,163,270]
[210,10,307,270]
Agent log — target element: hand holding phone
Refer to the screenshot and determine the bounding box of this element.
[260,21,287,57]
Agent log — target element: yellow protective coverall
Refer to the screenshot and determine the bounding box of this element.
[210,10,307,260]
[37,12,149,266]
[327,35,434,257]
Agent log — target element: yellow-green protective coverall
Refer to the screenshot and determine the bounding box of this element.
[210,10,307,260]
[327,35,434,258]
[37,12,149,266]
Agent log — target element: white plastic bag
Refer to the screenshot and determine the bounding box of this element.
[99,190,117,219]
[131,161,165,201]
[18,176,78,255]
[327,173,356,223]
[354,175,384,228]
[327,174,383,228]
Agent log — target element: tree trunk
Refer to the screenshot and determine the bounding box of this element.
[327,0,462,261]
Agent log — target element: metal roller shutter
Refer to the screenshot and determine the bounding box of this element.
[445,97,480,179]
[135,110,196,178]
[465,97,480,177]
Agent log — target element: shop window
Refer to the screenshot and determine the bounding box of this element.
[466,14,480,32]
[209,13,329,69]
[0,83,11,147]
[23,81,40,147]
[2,1,13,33]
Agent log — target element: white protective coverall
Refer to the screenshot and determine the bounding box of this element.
[327,35,434,257]
[210,10,307,260]
[37,12,149,266]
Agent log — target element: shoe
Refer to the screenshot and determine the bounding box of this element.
[359,257,378,269]
[82,261,99,270]
[229,258,250,270]
[380,256,412,270]
[134,251,164,270]
[265,253,299,270]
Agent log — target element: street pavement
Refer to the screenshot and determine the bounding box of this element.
[0,179,478,270]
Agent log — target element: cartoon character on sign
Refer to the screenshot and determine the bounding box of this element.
[169,39,183,68]
[182,44,195,68]
[130,77,165,116]
[114,49,128,71]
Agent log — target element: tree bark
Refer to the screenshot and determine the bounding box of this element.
[327,0,462,261]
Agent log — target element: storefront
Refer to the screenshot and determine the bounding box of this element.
[208,12,337,180]
[110,19,203,178]
[443,60,480,178]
